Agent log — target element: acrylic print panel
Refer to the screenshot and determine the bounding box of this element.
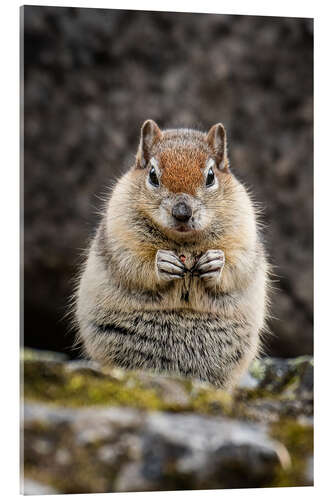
[22,5,313,494]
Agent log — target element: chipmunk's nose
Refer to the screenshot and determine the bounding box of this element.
[172,202,192,222]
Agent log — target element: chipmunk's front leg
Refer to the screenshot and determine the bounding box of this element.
[156,249,186,282]
[194,249,225,284]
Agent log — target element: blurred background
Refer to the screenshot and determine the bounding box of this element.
[23,6,313,358]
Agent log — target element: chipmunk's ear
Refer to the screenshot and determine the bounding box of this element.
[136,119,162,168]
[205,123,229,171]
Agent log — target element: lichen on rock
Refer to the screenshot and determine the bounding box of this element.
[22,349,313,493]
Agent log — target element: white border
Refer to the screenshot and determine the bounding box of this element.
[5,0,316,17]
[1,1,331,499]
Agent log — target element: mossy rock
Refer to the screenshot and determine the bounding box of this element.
[268,419,313,487]
[23,356,233,416]
[22,349,313,493]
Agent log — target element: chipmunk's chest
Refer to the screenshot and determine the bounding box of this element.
[161,249,213,309]
[176,250,202,304]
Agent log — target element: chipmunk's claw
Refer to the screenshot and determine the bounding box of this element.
[193,249,225,282]
[156,250,186,281]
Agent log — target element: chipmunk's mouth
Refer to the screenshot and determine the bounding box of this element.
[168,214,204,235]
[156,218,203,239]
[167,221,202,235]
[155,195,208,237]
[173,224,194,233]
[155,200,206,237]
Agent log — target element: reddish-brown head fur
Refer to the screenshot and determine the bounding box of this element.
[136,120,229,196]
[159,148,207,196]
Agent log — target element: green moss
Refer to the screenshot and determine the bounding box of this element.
[267,419,313,487]
[24,359,236,416]
[190,387,233,416]
[246,357,313,400]
[21,348,68,362]
[289,355,313,368]
[23,356,312,427]
[235,371,307,403]
[249,358,266,382]
[24,361,167,410]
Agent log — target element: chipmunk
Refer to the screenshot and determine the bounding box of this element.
[75,120,269,389]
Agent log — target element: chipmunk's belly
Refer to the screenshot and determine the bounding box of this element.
[91,310,253,386]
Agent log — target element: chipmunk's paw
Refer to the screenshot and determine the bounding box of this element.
[194,249,225,282]
[156,250,186,281]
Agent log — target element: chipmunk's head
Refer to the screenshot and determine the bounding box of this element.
[134,119,231,240]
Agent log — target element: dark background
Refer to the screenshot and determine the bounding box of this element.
[23,6,313,358]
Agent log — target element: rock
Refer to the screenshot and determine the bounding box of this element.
[305,456,314,484]
[236,356,314,422]
[22,478,60,495]
[23,402,290,492]
[64,359,106,378]
[22,349,313,493]
[21,348,68,362]
[247,356,313,402]
[237,371,259,390]
[249,356,313,391]
[140,413,291,490]
[133,372,191,407]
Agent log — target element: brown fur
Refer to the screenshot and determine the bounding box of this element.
[159,148,206,195]
[75,120,269,389]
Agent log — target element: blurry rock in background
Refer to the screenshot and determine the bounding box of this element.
[23,7,313,357]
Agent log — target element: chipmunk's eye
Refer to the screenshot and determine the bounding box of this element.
[149,166,159,187]
[206,167,215,187]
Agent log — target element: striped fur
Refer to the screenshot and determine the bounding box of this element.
[75,121,269,389]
